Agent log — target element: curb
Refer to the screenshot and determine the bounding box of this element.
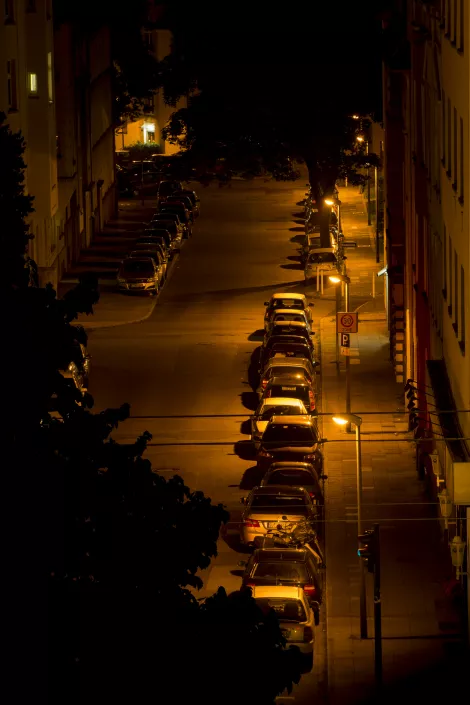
[78,250,181,331]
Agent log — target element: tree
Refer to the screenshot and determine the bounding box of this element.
[0,113,35,288]
[157,2,384,245]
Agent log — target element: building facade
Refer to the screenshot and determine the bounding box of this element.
[115,28,186,156]
[383,0,469,623]
[1,1,116,287]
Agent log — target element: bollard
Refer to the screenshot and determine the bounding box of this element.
[316,266,320,292]
[372,272,376,298]
[320,269,324,295]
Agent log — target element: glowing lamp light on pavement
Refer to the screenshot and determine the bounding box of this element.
[324,198,334,207]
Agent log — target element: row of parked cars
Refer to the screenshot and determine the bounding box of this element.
[236,291,327,667]
[117,181,200,294]
[301,184,344,281]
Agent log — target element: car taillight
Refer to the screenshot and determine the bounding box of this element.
[261,379,268,388]
[309,492,316,499]
[245,582,256,589]
[258,450,272,458]
[303,626,313,642]
[303,584,317,598]
[304,453,315,461]
[244,519,260,527]
[309,390,315,411]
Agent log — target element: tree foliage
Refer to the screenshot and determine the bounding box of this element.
[0,113,35,288]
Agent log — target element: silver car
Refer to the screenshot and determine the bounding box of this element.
[251,397,308,447]
[304,249,338,281]
[265,308,312,335]
[264,293,314,331]
[252,585,315,661]
[240,485,316,546]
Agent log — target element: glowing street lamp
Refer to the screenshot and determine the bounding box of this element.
[356,135,365,143]
[333,413,367,638]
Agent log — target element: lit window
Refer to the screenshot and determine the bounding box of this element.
[28,72,38,94]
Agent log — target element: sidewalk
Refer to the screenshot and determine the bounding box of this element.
[321,187,465,704]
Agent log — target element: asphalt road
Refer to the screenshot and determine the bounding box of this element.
[87,177,334,703]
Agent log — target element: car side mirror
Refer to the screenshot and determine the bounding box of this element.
[320,438,328,445]
[237,560,247,567]
[311,332,315,335]
[319,474,328,481]
[264,301,269,306]
[240,497,247,505]
[308,302,314,307]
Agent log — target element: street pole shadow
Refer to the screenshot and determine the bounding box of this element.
[247,329,265,341]
[233,440,257,460]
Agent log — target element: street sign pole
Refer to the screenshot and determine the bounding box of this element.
[374,524,383,688]
[345,286,351,431]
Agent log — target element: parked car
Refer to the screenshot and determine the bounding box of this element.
[159,204,192,237]
[146,222,181,251]
[240,485,317,546]
[173,189,200,217]
[240,547,322,619]
[165,196,195,222]
[127,249,167,282]
[117,257,161,295]
[131,238,169,263]
[266,308,312,334]
[259,340,316,374]
[150,214,185,241]
[256,415,322,472]
[263,321,314,348]
[304,248,339,281]
[157,180,183,204]
[142,227,174,250]
[262,375,316,413]
[264,293,314,331]
[257,357,317,398]
[252,586,316,665]
[251,397,308,446]
[260,462,324,502]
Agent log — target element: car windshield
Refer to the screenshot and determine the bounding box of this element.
[273,300,304,310]
[267,470,315,487]
[253,562,308,582]
[262,424,316,443]
[259,405,301,419]
[270,347,310,358]
[255,598,307,622]
[308,252,336,264]
[250,494,309,513]
[121,260,153,274]
[273,314,305,323]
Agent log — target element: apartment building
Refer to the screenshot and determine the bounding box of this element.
[383,0,469,623]
[1,1,116,287]
[115,28,186,155]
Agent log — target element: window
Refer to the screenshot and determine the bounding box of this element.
[47,52,53,102]
[443,226,447,297]
[447,98,452,175]
[4,0,14,22]
[453,107,458,187]
[459,117,464,202]
[448,235,453,313]
[441,89,446,163]
[28,72,38,94]
[459,0,464,51]
[6,59,17,110]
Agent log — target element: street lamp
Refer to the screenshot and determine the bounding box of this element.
[356,135,371,225]
[333,413,367,639]
[329,273,353,430]
[324,197,342,232]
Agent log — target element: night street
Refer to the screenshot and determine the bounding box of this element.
[86,178,329,701]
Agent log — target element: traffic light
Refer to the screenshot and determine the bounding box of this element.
[358,528,376,573]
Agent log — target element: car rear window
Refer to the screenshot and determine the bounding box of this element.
[255,598,307,622]
[253,562,309,582]
[268,366,309,380]
[259,404,302,419]
[266,470,315,487]
[273,314,305,323]
[268,385,310,406]
[272,325,308,336]
[308,252,336,264]
[122,260,153,273]
[250,494,309,512]
[262,424,316,443]
[273,300,304,310]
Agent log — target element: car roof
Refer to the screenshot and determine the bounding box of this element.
[261,397,305,407]
[265,358,311,368]
[252,586,304,600]
[267,415,313,426]
[254,549,308,562]
[269,376,310,387]
[267,336,309,346]
[271,293,306,302]
[252,485,307,496]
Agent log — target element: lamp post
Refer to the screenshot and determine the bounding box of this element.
[332,413,367,639]
[329,275,352,423]
[356,135,371,226]
[324,197,342,233]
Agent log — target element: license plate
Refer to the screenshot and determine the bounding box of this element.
[131,284,143,288]
[281,387,296,391]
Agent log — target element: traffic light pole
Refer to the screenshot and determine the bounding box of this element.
[373,524,383,687]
